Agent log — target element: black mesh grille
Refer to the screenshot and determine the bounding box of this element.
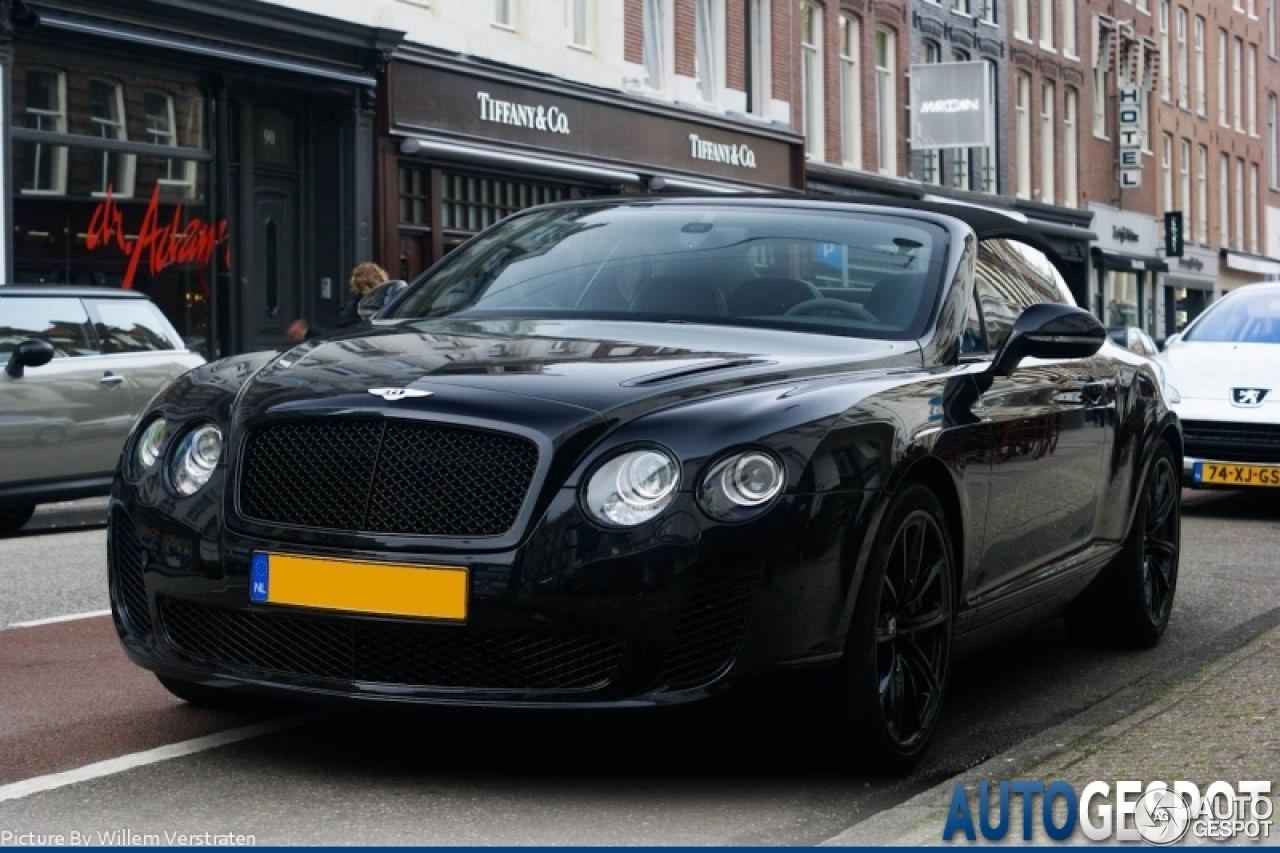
[160,599,627,692]
[238,419,539,537]
[111,512,151,636]
[659,558,763,690]
[1184,420,1280,464]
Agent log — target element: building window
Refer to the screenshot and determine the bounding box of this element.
[921,40,942,184]
[1040,80,1055,204]
[1064,87,1078,206]
[1249,162,1259,252]
[1247,44,1257,134]
[642,0,667,91]
[982,0,996,23]
[801,2,825,160]
[980,59,998,192]
[1271,95,1279,188]
[1159,2,1171,101]
[1040,0,1054,48]
[1270,0,1277,57]
[1197,144,1208,243]
[21,67,67,195]
[1180,138,1191,221]
[567,0,590,49]
[87,78,133,197]
[1194,16,1205,115]
[1014,0,1029,39]
[744,0,768,116]
[144,90,194,194]
[875,26,897,175]
[1162,133,1173,213]
[839,14,862,168]
[1016,71,1031,198]
[1093,19,1111,137]
[492,0,515,29]
[952,48,972,190]
[694,0,718,103]
[1234,157,1244,249]
[952,0,971,14]
[1062,0,1077,56]
[1218,29,1228,126]
[1176,8,1188,108]
[1233,36,1243,130]
[1220,153,1231,246]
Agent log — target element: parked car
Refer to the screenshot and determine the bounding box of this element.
[1157,283,1280,489]
[0,286,205,534]
[109,198,1181,771]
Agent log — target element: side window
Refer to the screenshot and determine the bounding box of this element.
[0,297,97,358]
[977,238,1074,310]
[961,289,987,353]
[85,299,179,353]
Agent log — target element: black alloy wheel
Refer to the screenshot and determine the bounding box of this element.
[836,484,955,772]
[1066,441,1180,648]
[0,504,35,536]
[1141,452,1180,628]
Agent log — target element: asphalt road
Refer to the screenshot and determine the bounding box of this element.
[1,491,1277,844]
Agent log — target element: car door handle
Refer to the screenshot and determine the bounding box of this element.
[100,373,125,388]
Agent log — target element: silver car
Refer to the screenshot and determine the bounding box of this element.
[0,286,204,534]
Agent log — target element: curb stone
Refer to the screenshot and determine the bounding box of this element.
[821,605,1280,846]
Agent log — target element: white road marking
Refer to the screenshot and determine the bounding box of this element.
[0,718,302,803]
[6,609,111,629]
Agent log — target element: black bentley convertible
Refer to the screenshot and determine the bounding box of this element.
[109,197,1182,770]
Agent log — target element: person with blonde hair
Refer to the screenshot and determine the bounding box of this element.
[287,261,390,343]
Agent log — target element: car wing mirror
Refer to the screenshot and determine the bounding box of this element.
[4,339,56,379]
[1162,332,1181,350]
[990,303,1107,377]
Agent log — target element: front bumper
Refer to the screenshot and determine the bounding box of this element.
[1174,400,1280,487]
[108,484,869,709]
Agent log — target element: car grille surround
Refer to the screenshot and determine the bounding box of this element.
[110,511,152,637]
[159,598,628,692]
[237,418,540,538]
[659,557,764,690]
[1183,420,1280,464]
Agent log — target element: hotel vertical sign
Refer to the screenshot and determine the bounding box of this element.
[1118,85,1143,189]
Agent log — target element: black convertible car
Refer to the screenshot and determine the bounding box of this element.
[109,197,1182,770]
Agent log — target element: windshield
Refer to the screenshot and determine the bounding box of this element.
[387,203,949,341]
[1184,288,1280,343]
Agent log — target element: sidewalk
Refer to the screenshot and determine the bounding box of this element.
[826,617,1280,846]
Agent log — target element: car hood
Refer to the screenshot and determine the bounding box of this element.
[234,318,923,423]
[1159,341,1280,399]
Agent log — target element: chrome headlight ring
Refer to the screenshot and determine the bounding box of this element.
[168,423,223,497]
[583,447,681,527]
[697,450,786,522]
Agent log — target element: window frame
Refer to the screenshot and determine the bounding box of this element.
[567,0,592,50]
[20,67,69,196]
[86,76,135,198]
[839,13,862,169]
[874,26,897,175]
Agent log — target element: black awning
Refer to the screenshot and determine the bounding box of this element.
[36,9,377,87]
[1091,247,1168,273]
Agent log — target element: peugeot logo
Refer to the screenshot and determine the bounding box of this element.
[1231,388,1269,407]
[367,387,433,401]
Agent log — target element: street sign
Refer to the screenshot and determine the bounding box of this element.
[1164,211,1184,257]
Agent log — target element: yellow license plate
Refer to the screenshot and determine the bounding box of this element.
[249,552,468,620]
[1195,462,1280,487]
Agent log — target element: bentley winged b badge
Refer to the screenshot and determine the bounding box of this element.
[367,387,433,401]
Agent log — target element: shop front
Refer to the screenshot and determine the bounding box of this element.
[6,1,402,357]
[1161,246,1217,338]
[378,48,805,278]
[1087,204,1166,335]
[1218,249,1280,296]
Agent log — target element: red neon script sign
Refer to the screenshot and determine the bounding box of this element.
[86,185,232,290]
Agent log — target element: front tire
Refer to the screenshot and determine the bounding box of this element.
[0,504,35,536]
[1066,441,1180,648]
[833,484,956,773]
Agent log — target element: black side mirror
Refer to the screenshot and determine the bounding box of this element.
[990,303,1107,377]
[4,339,56,379]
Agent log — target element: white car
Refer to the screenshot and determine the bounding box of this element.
[1157,283,1280,489]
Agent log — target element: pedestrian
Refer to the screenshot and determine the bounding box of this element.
[287,261,389,343]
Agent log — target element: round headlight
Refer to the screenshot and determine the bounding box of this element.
[698,451,785,521]
[169,424,223,496]
[584,449,680,527]
[135,419,167,473]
